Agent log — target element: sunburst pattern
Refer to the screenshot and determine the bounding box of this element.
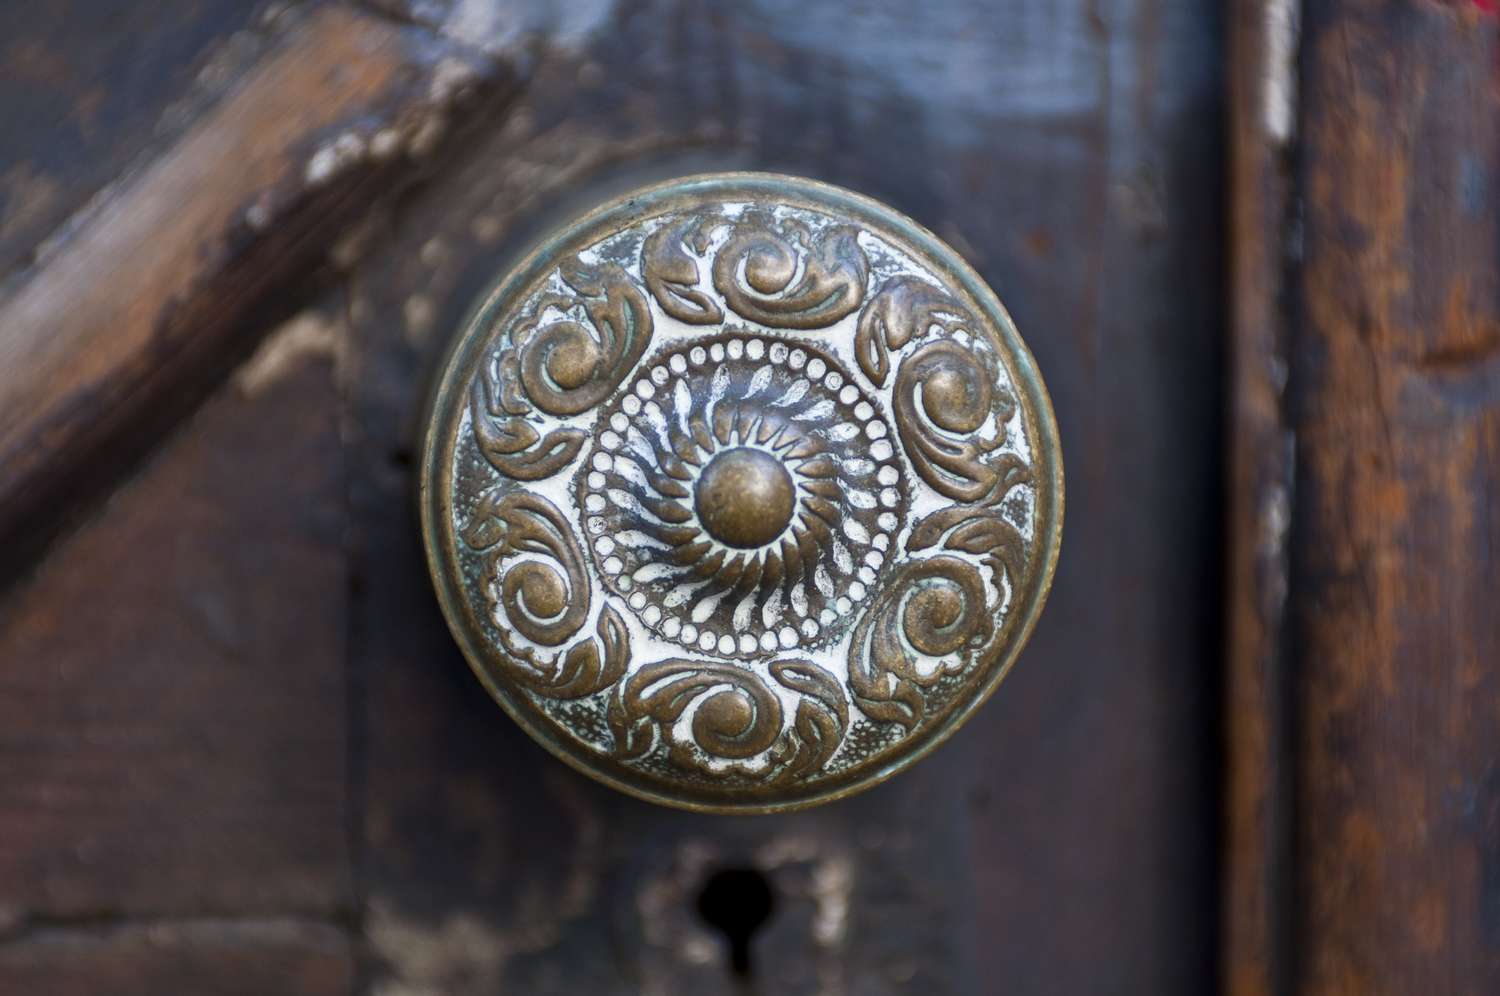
[577,334,908,658]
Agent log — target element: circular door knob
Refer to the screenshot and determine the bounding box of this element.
[419,172,1063,812]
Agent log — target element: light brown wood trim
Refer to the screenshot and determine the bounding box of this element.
[1224,1,1300,992]
[1290,1,1500,991]
[1227,1,1500,993]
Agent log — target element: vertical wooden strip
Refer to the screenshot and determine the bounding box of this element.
[1292,1,1500,992]
[1224,2,1300,994]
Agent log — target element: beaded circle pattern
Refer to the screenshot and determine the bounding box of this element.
[579,333,906,660]
[422,175,1062,811]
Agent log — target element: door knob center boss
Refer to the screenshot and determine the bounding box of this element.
[419,173,1063,812]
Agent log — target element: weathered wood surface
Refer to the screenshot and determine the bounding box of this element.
[1226,1,1500,994]
[0,0,512,582]
[0,0,1224,992]
[343,0,1223,992]
[1223,0,1299,993]
[0,920,352,996]
[0,342,349,921]
[0,321,354,988]
[1288,1,1500,992]
[0,0,265,283]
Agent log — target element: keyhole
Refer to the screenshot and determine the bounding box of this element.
[696,867,775,977]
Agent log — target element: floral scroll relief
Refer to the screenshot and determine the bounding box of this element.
[641,210,870,330]
[453,204,1039,788]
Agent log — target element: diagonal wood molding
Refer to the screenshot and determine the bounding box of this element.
[0,2,520,583]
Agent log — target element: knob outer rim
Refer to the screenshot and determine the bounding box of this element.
[418,171,1064,814]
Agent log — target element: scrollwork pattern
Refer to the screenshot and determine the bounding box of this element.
[608,658,848,782]
[469,359,587,481]
[854,276,972,388]
[463,491,590,646]
[470,259,653,480]
[610,660,783,769]
[846,555,994,732]
[520,259,655,415]
[443,194,1049,797]
[765,660,849,783]
[640,212,870,330]
[713,213,869,328]
[462,491,626,699]
[641,214,724,325]
[906,454,1030,599]
[893,339,1016,502]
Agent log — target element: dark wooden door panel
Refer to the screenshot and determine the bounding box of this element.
[0,354,353,990]
[0,0,1223,992]
[341,1,1225,991]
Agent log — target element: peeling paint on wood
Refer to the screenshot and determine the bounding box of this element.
[234,310,345,398]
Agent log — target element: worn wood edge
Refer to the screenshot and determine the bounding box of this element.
[0,914,351,951]
[0,2,521,589]
[1223,2,1301,994]
[0,916,353,994]
[1289,2,1500,990]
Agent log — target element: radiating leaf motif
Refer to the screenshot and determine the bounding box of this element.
[580,335,905,658]
[770,379,810,408]
[745,365,773,398]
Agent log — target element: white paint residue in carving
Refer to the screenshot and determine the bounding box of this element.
[304,133,365,186]
[1263,0,1301,144]
[234,310,342,397]
[441,0,617,55]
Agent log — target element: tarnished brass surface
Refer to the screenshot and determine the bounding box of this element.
[419,173,1063,812]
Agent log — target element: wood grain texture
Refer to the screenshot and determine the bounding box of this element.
[0,1,507,582]
[1291,0,1500,991]
[1223,1,1299,994]
[962,0,1224,990]
[0,920,352,996]
[0,338,348,919]
[0,0,265,283]
[0,0,1225,990]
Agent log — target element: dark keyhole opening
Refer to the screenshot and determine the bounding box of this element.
[696,867,775,977]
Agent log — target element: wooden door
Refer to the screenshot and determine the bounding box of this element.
[0,1,1492,993]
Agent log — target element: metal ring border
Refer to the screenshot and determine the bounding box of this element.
[418,171,1065,814]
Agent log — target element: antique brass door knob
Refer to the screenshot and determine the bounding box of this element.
[419,173,1063,812]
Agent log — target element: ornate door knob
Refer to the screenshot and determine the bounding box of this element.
[419,173,1063,812]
